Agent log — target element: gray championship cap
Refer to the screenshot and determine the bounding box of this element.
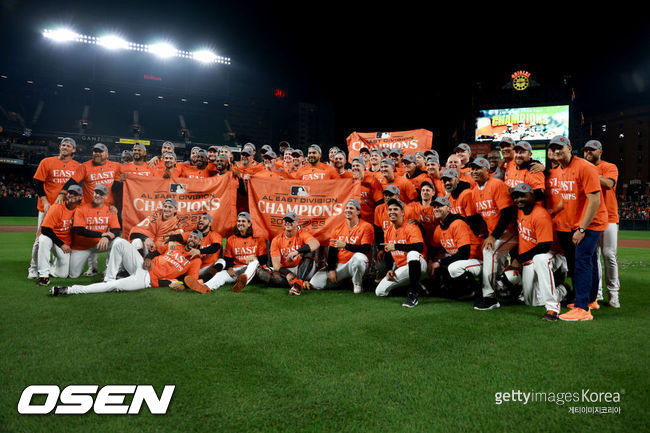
[291,149,303,157]
[402,154,416,164]
[346,199,361,210]
[389,147,403,156]
[468,157,490,169]
[67,184,83,195]
[383,185,400,196]
[201,212,213,223]
[61,137,76,149]
[584,140,602,150]
[238,211,252,221]
[133,142,146,152]
[121,150,133,159]
[370,149,383,156]
[163,198,178,208]
[244,142,256,151]
[284,211,299,222]
[308,144,322,154]
[380,158,395,167]
[93,143,108,153]
[189,229,204,241]
[511,183,534,196]
[433,196,451,207]
[351,156,366,166]
[263,150,277,159]
[163,151,177,159]
[162,140,175,149]
[426,155,440,164]
[514,141,532,152]
[241,145,254,156]
[441,168,459,179]
[261,144,273,154]
[94,184,109,195]
[386,197,405,209]
[498,136,516,147]
[454,143,471,153]
[549,135,571,147]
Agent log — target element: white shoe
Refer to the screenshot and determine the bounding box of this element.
[83,268,99,277]
[353,284,363,294]
[608,291,620,308]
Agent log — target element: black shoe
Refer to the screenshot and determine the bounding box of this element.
[542,310,559,321]
[474,296,500,310]
[402,293,419,308]
[49,286,68,297]
[37,277,50,286]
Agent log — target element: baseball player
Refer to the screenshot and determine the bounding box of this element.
[375,198,428,308]
[504,141,545,201]
[403,154,429,191]
[182,149,215,178]
[388,148,406,176]
[429,196,483,298]
[547,136,608,322]
[492,136,516,180]
[252,150,288,180]
[441,168,474,218]
[50,231,203,296]
[454,143,474,176]
[120,150,134,164]
[509,183,568,321]
[261,211,320,295]
[583,139,620,308]
[350,156,383,224]
[405,180,438,245]
[184,212,268,293]
[332,150,353,179]
[309,199,374,293]
[68,184,122,278]
[424,154,446,196]
[29,137,80,279]
[146,140,176,170]
[465,157,517,311]
[368,149,383,175]
[129,198,182,256]
[377,158,419,203]
[116,143,158,178]
[294,144,339,181]
[446,154,475,188]
[157,151,186,178]
[36,185,83,286]
[167,212,223,279]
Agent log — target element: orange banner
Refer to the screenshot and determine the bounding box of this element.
[122,175,238,238]
[346,129,433,160]
[248,177,361,244]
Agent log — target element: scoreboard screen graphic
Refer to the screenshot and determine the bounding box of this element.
[475,105,569,142]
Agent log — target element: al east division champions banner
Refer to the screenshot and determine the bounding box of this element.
[248,177,361,244]
[346,129,433,160]
[122,175,238,237]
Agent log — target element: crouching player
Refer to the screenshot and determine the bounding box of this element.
[260,211,320,295]
[375,198,427,308]
[429,196,483,299]
[309,199,374,293]
[509,183,568,321]
[50,231,203,296]
[167,212,223,279]
[184,212,268,293]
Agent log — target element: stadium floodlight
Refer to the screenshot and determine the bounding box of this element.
[148,43,177,58]
[97,35,129,50]
[193,50,218,63]
[43,28,80,42]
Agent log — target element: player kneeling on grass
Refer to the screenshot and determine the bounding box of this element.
[36,185,83,286]
[428,196,483,299]
[258,211,319,295]
[129,198,182,257]
[50,231,203,296]
[184,212,268,293]
[375,198,427,308]
[508,183,568,321]
[166,212,222,280]
[309,199,374,294]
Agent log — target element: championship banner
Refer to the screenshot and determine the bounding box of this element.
[346,129,433,160]
[248,177,361,244]
[122,175,238,237]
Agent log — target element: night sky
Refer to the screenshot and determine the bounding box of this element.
[2,1,649,144]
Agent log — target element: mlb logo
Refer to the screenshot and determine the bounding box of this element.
[291,186,309,197]
[376,132,391,139]
[169,184,187,194]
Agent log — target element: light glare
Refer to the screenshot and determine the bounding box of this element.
[148,43,177,58]
[98,35,129,50]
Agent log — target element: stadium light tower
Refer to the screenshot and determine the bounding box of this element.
[147,42,177,58]
[97,35,129,50]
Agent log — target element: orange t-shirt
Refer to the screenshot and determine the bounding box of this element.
[181,230,223,267]
[357,174,384,223]
[373,203,391,231]
[224,235,268,267]
[33,156,80,212]
[376,175,419,203]
[595,160,619,224]
[329,219,374,264]
[72,160,120,206]
[405,201,438,244]
[459,167,476,188]
[447,188,474,217]
[433,217,482,260]
[294,162,338,181]
[71,203,121,250]
[383,222,425,268]
[148,245,201,287]
[182,165,215,179]
[117,162,159,178]
[40,202,76,246]
[405,172,431,191]
[252,170,287,180]
[270,229,317,268]
[545,166,571,232]
[557,156,608,231]
[517,205,554,264]
[130,212,183,253]
[504,165,546,191]
[468,177,514,234]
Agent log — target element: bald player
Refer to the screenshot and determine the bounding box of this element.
[29,137,80,279]
[446,154,475,188]
[310,199,374,293]
[583,139,620,308]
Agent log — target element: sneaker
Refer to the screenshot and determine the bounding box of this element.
[542,310,559,321]
[474,296,500,311]
[183,276,210,294]
[83,268,98,277]
[402,293,419,308]
[28,269,38,280]
[231,273,248,293]
[49,286,68,297]
[353,284,363,294]
[289,280,303,296]
[37,277,50,286]
[608,291,620,308]
[559,307,593,321]
[567,301,599,310]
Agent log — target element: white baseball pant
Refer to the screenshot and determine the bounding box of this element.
[597,222,619,299]
[375,251,427,297]
[481,231,518,298]
[68,241,113,278]
[448,259,482,279]
[28,211,47,276]
[67,238,150,294]
[204,260,260,291]
[521,252,568,314]
[309,253,368,290]
[37,234,70,278]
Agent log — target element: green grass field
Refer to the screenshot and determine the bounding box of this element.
[1,229,649,432]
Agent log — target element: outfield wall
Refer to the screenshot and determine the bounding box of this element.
[0,198,38,216]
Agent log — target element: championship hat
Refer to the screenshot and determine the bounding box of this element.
[238,211,252,221]
[163,198,178,208]
[454,143,471,153]
[433,196,451,207]
[67,184,83,195]
[498,136,516,147]
[584,140,602,150]
[93,143,108,153]
[386,197,405,209]
[468,157,490,169]
[510,183,534,196]
[383,185,400,196]
[514,141,532,152]
[402,154,416,164]
[351,156,365,166]
[549,135,571,147]
[308,144,322,154]
[441,168,459,179]
[346,199,361,210]
[284,211,299,222]
[93,184,109,195]
[61,137,76,149]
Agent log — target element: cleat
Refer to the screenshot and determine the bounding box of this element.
[474,296,500,311]
[183,276,210,294]
[83,268,98,277]
[49,286,68,297]
[169,281,186,292]
[353,284,363,294]
[37,277,50,287]
[231,273,248,293]
[542,310,559,321]
[28,270,39,280]
[401,292,419,308]
[608,291,620,308]
[559,307,593,321]
[289,279,303,296]
[588,300,600,310]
